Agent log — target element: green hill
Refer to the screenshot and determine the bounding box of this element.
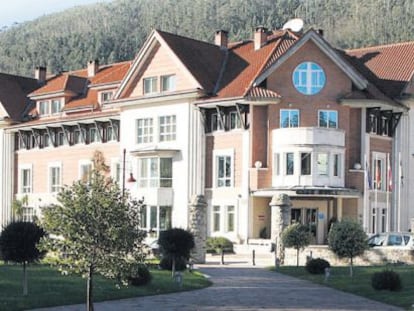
[0,0,413,76]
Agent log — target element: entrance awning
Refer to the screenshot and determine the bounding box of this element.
[252,186,361,199]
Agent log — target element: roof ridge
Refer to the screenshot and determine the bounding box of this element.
[347,41,414,52]
[156,29,219,49]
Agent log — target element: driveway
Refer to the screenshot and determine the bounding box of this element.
[32,257,403,311]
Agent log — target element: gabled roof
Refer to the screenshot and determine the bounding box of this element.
[254,29,369,90]
[0,73,39,121]
[346,42,414,98]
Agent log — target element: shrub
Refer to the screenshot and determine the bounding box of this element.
[305,258,330,274]
[371,270,402,291]
[206,237,233,254]
[128,264,152,286]
[159,255,187,271]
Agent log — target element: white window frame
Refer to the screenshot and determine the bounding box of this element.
[211,113,223,132]
[51,99,62,115]
[213,149,234,188]
[372,152,386,191]
[159,115,176,142]
[273,153,280,176]
[292,61,326,95]
[143,76,158,94]
[333,153,341,177]
[100,91,113,104]
[20,164,33,194]
[161,74,176,92]
[136,118,153,144]
[38,101,49,115]
[212,205,221,232]
[285,152,294,175]
[280,109,299,128]
[138,157,173,188]
[48,162,62,193]
[111,158,121,184]
[230,111,242,130]
[226,205,235,232]
[317,153,329,176]
[318,110,338,129]
[78,160,93,183]
[89,127,99,143]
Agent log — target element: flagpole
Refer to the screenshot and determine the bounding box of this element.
[398,151,402,232]
[364,153,369,232]
[386,153,390,232]
[374,153,378,234]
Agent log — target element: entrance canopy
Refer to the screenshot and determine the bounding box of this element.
[252,186,361,199]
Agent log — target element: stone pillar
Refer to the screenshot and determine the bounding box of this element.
[189,195,207,263]
[269,194,291,265]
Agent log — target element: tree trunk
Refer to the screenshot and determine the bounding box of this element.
[296,248,299,267]
[171,256,176,279]
[86,265,94,311]
[349,257,353,277]
[23,261,28,296]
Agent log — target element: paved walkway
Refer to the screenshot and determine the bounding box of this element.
[32,255,403,311]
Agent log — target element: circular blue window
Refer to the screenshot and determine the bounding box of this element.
[292,62,326,95]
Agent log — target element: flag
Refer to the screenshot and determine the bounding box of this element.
[365,159,372,190]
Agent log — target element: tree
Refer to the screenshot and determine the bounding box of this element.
[40,170,147,311]
[281,223,312,267]
[0,221,45,296]
[328,219,367,277]
[158,228,195,278]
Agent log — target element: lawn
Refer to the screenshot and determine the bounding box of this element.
[274,265,414,310]
[0,263,211,311]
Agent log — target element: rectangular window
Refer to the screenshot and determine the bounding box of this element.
[89,127,99,143]
[106,126,116,142]
[49,166,61,193]
[100,91,113,103]
[230,111,242,130]
[211,113,223,132]
[333,154,340,177]
[140,205,147,229]
[150,206,158,230]
[274,153,280,176]
[286,152,294,175]
[213,205,221,232]
[226,205,235,232]
[39,101,49,115]
[137,118,153,144]
[138,158,173,188]
[22,207,35,222]
[43,133,50,148]
[159,115,176,142]
[319,110,338,128]
[371,208,377,233]
[79,162,92,183]
[56,131,65,146]
[21,168,32,193]
[51,100,62,114]
[143,77,158,94]
[301,153,311,175]
[73,129,82,144]
[161,75,176,92]
[280,109,299,128]
[216,155,232,187]
[159,206,172,230]
[317,153,329,176]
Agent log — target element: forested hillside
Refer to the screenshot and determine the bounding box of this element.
[0,0,413,76]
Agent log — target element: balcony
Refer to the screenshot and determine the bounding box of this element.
[272,127,345,148]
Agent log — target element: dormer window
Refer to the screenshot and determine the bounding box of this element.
[51,100,62,114]
[39,101,48,115]
[143,77,158,94]
[100,91,113,103]
[161,75,176,92]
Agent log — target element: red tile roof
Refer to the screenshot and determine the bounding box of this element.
[346,42,414,98]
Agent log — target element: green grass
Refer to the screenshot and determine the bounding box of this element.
[0,263,211,311]
[274,265,414,310]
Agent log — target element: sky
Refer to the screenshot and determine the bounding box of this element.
[0,0,113,28]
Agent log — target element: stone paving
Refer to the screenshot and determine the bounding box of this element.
[32,254,404,311]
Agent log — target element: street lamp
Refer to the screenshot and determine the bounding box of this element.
[122,148,136,196]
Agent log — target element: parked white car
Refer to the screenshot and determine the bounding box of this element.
[367,232,414,248]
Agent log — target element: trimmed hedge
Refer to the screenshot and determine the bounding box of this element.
[371,270,402,291]
[305,258,331,274]
[206,237,233,254]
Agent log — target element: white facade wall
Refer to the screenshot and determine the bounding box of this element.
[120,97,204,231]
[0,128,14,229]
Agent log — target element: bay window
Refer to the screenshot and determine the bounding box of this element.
[138,157,173,188]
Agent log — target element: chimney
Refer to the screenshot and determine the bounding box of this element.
[215,30,228,49]
[317,29,324,37]
[35,66,47,83]
[254,26,268,50]
[87,59,99,77]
